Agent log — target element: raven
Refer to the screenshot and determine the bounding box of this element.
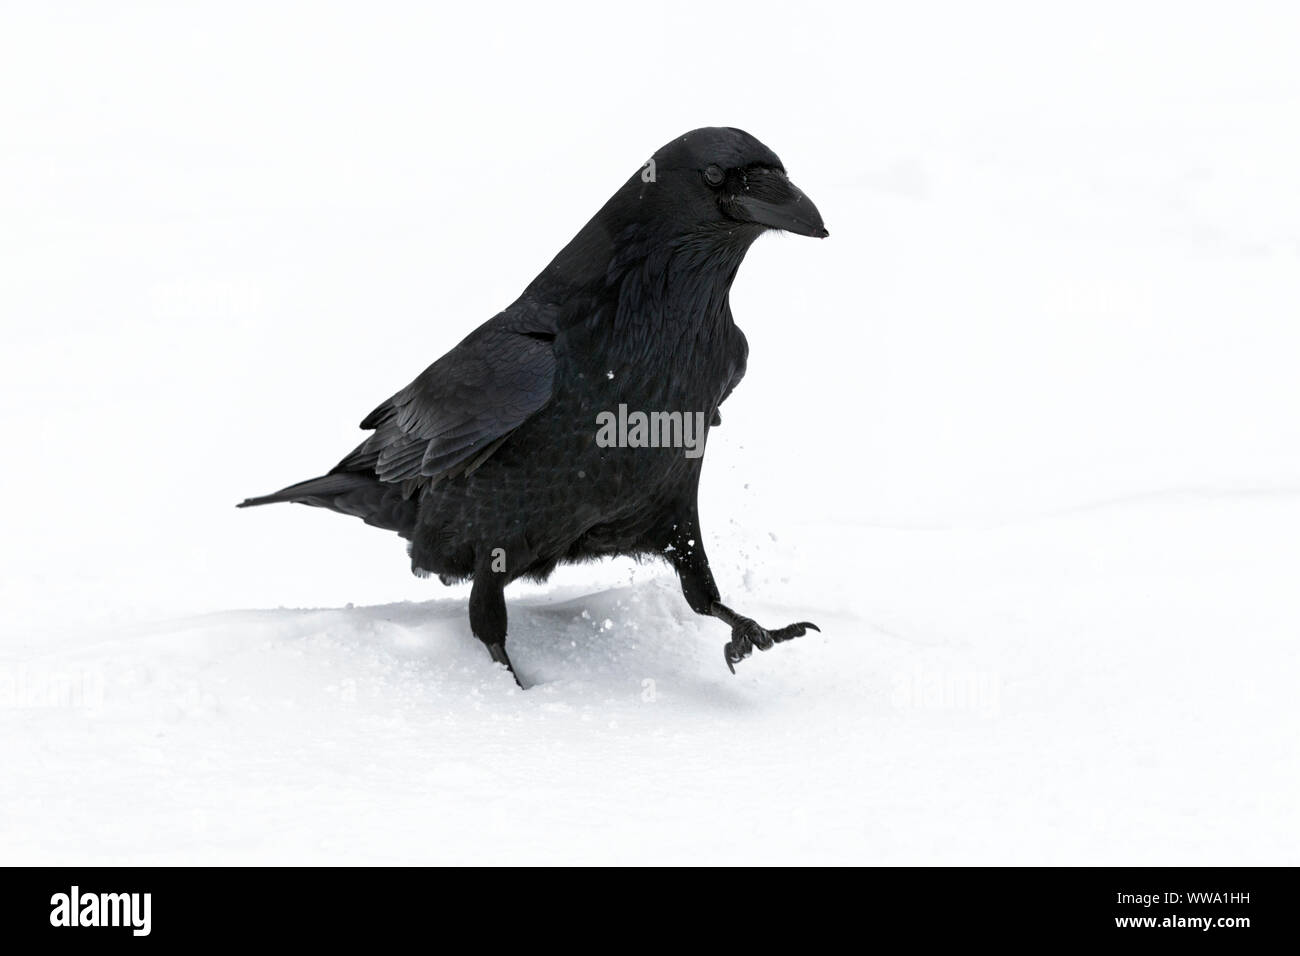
[240,127,827,683]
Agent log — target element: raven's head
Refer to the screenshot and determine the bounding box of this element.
[636,127,828,241]
[538,127,825,293]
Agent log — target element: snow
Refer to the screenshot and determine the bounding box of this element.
[2,3,1299,864]
[5,496,1297,864]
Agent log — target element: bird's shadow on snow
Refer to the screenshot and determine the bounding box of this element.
[508,582,757,707]
[143,578,764,713]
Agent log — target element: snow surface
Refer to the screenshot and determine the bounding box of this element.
[5,496,1298,864]
[2,3,1299,864]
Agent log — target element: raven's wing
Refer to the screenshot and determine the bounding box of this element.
[334,306,557,491]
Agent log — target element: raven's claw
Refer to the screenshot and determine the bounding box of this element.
[723,617,819,674]
[486,642,524,688]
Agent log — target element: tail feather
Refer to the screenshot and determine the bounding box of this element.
[237,472,374,508]
[238,472,418,537]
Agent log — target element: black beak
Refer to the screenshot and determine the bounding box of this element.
[730,167,829,238]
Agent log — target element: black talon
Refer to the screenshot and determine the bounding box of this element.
[769,620,819,643]
[719,615,820,673]
[486,642,523,688]
[724,633,752,673]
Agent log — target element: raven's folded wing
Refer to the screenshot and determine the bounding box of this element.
[334,308,557,490]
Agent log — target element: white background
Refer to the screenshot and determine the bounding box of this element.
[2,1,1298,864]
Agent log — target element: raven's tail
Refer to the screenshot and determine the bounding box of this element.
[238,472,418,537]
[238,472,370,508]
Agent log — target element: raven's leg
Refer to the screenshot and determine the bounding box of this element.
[469,562,521,686]
[664,510,819,674]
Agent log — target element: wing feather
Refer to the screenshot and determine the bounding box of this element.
[334,305,557,492]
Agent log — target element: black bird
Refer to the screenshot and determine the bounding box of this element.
[240,127,828,683]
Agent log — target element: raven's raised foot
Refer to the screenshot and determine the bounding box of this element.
[723,618,820,674]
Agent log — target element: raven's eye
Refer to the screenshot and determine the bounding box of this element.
[703,164,724,186]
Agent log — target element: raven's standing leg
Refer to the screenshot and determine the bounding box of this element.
[469,559,521,686]
[664,509,819,674]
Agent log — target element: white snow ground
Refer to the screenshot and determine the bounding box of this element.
[3,494,1298,865]
[2,4,1299,864]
